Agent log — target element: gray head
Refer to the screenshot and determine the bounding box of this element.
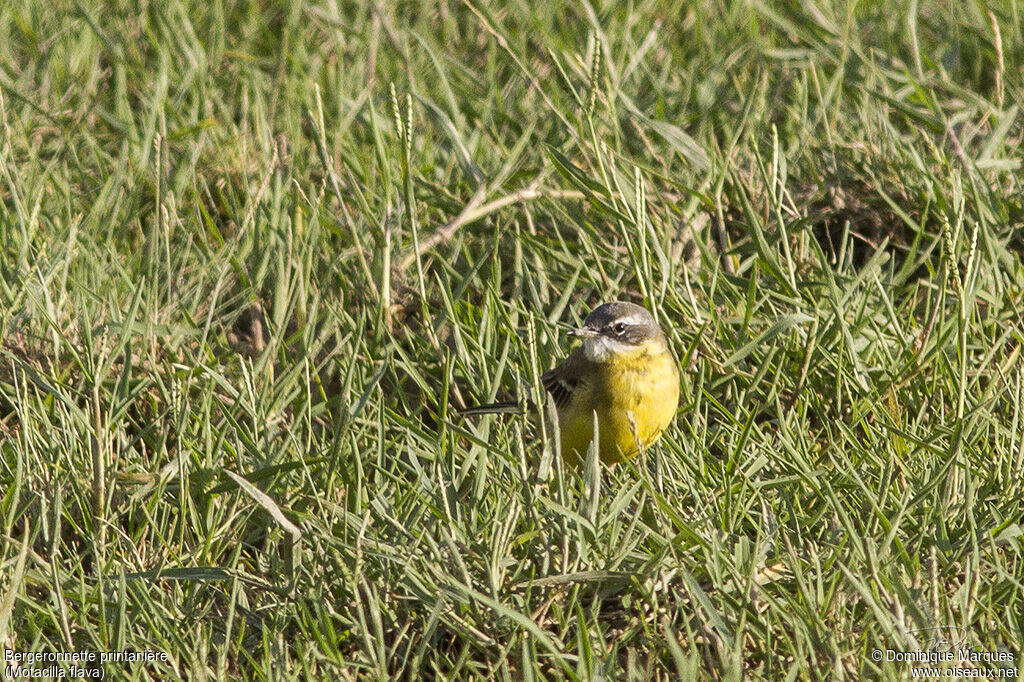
[570,301,665,360]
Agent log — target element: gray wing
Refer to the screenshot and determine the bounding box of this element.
[541,348,591,410]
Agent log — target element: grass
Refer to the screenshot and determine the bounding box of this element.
[1,0,1022,679]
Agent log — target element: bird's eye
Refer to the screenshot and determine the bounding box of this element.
[613,322,626,335]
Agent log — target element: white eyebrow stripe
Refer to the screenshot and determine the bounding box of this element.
[612,314,644,327]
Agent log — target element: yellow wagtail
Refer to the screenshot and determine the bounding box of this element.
[468,301,680,465]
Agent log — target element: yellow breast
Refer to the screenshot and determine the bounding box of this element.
[558,342,680,465]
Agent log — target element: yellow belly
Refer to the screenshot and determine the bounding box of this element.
[558,349,680,465]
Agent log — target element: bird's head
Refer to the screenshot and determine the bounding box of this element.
[570,301,666,362]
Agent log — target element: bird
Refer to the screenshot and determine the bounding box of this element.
[466,301,680,465]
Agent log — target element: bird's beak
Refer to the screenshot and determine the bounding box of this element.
[568,326,598,339]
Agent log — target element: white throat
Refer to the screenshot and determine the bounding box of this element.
[583,335,633,363]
